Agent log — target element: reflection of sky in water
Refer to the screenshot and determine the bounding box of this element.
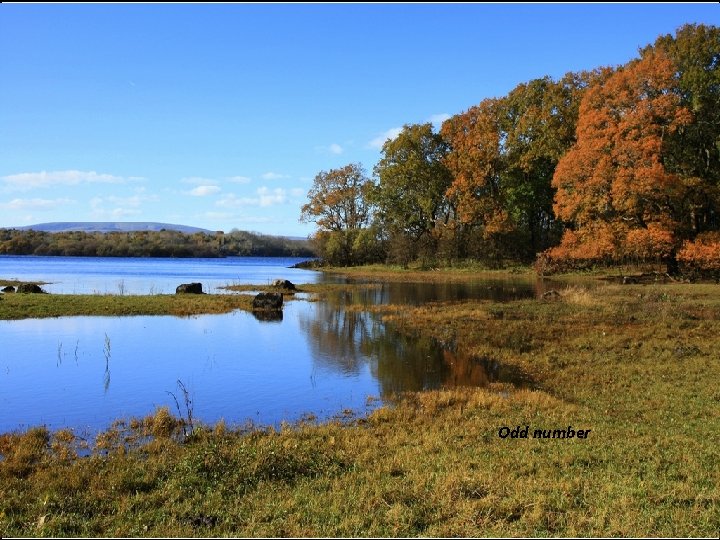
[1,302,381,435]
[0,255,322,294]
[0,257,556,435]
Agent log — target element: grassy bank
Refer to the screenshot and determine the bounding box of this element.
[0,292,254,319]
[1,279,719,536]
[318,262,535,283]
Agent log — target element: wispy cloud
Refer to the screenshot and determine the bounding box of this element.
[198,211,275,225]
[369,127,402,150]
[89,193,156,219]
[216,194,257,208]
[0,197,75,210]
[216,187,288,208]
[186,185,221,197]
[316,143,345,155]
[428,113,451,127]
[181,176,217,185]
[100,208,142,219]
[257,187,287,206]
[90,194,157,208]
[226,176,252,184]
[261,172,290,181]
[1,170,137,191]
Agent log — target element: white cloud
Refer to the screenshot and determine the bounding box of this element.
[201,211,236,220]
[258,187,287,207]
[216,187,288,208]
[0,197,75,210]
[110,208,141,218]
[181,176,217,185]
[198,212,274,225]
[329,143,343,155]
[369,127,402,150]
[91,194,157,208]
[290,188,306,197]
[90,204,142,219]
[1,170,132,191]
[235,216,275,224]
[261,172,289,181]
[227,176,252,184]
[216,194,258,208]
[428,113,451,127]
[187,185,221,197]
[89,193,157,219]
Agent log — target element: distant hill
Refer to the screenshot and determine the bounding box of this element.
[12,222,214,234]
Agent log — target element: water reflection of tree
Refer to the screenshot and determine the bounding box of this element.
[298,291,386,376]
[299,286,533,396]
[440,350,530,388]
[345,280,538,306]
[298,290,449,396]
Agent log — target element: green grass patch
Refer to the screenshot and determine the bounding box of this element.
[319,263,535,284]
[0,293,254,320]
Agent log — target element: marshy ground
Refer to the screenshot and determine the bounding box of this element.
[1,271,719,536]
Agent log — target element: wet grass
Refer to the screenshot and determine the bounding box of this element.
[319,263,535,283]
[0,293,254,319]
[221,282,382,295]
[1,278,720,536]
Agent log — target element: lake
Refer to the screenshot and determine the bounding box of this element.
[0,255,324,294]
[0,256,542,436]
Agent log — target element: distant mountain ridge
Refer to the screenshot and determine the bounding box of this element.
[11,222,214,234]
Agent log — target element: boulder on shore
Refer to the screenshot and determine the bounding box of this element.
[252,292,283,310]
[271,279,297,291]
[176,283,204,294]
[542,289,561,300]
[1,285,15,293]
[17,283,46,294]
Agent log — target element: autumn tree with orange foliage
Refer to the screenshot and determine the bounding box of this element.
[545,24,720,274]
[441,73,590,261]
[441,98,508,260]
[297,24,718,272]
[300,163,378,265]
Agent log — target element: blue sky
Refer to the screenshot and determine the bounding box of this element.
[2,3,719,237]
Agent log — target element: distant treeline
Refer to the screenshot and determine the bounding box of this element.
[0,228,315,258]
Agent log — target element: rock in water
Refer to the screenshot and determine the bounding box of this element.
[252,292,283,310]
[176,283,204,294]
[271,279,296,291]
[17,283,46,294]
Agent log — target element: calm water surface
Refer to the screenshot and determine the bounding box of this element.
[0,256,547,435]
[0,255,323,294]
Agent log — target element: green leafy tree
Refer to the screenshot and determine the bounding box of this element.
[372,123,452,264]
[501,72,594,255]
[645,24,720,239]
